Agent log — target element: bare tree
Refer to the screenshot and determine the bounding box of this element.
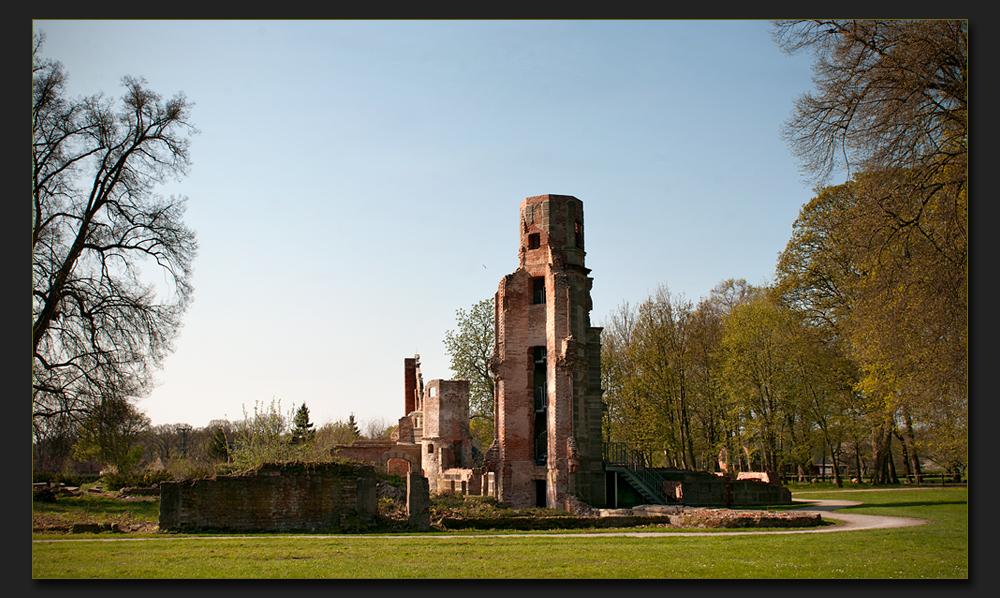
[32,412,82,473]
[772,20,967,185]
[362,416,395,441]
[32,33,198,428]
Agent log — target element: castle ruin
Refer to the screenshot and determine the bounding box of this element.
[159,194,790,532]
[333,194,602,510]
[333,193,788,511]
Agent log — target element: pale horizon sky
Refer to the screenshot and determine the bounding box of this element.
[33,19,830,431]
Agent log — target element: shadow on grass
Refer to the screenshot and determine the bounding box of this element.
[841,500,967,510]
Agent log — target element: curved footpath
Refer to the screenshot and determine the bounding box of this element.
[427,489,928,538]
[590,487,932,537]
[33,488,933,542]
[452,495,926,538]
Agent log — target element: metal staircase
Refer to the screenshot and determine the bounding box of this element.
[603,442,670,505]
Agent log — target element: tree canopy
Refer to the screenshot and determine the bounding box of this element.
[772,19,967,482]
[772,20,967,186]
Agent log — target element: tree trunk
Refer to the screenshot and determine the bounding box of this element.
[829,443,843,487]
[903,409,922,483]
[887,444,899,484]
[851,436,864,482]
[895,429,912,482]
[871,425,896,484]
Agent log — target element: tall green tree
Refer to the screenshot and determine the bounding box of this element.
[290,403,315,445]
[693,279,759,472]
[718,292,797,474]
[602,282,762,472]
[443,298,495,450]
[630,287,698,468]
[347,413,361,438]
[776,177,966,482]
[32,33,199,431]
[601,287,703,469]
[600,301,638,446]
[72,397,151,475]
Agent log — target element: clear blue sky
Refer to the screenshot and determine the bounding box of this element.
[33,19,826,431]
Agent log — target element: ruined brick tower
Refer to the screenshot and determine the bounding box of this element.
[488,194,605,510]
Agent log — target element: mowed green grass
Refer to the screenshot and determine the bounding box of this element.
[32,487,967,579]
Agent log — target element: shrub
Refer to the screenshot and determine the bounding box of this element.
[100,468,174,491]
[164,458,212,480]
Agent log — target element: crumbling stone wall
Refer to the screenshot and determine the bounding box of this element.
[158,461,377,532]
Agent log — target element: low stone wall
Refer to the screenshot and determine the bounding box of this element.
[653,469,792,506]
[119,485,160,497]
[159,461,377,532]
[437,506,821,531]
[32,482,80,500]
[729,479,792,506]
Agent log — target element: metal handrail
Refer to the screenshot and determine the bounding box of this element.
[534,385,547,411]
[603,442,668,503]
[535,433,548,465]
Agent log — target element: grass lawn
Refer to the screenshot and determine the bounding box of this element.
[31,487,967,579]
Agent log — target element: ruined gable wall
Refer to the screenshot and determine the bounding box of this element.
[422,378,474,493]
[423,379,470,442]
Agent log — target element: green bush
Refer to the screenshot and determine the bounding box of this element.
[377,471,405,487]
[100,468,174,491]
